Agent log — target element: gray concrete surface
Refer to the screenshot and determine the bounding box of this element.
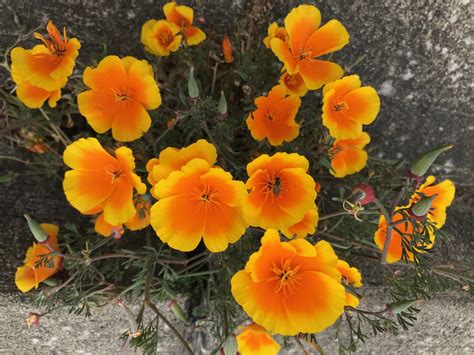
[1,0,473,353]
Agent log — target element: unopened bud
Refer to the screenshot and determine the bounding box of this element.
[410,144,453,177]
[188,67,199,99]
[218,91,228,116]
[221,334,238,355]
[410,194,437,218]
[167,299,188,324]
[386,299,418,316]
[117,298,141,337]
[26,312,40,328]
[24,214,49,243]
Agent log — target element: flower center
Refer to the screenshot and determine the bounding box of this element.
[193,184,222,211]
[105,164,123,184]
[269,259,302,294]
[333,101,348,112]
[113,88,132,102]
[266,176,282,196]
[285,74,298,87]
[158,29,174,46]
[295,51,311,61]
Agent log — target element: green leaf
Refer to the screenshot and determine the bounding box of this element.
[188,67,199,99]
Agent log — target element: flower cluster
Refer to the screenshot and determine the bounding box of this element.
[141,2,206,57]
[11,21,80,108]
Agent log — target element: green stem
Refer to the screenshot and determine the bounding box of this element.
[39,108,71,146]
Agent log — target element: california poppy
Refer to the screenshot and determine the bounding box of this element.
[11,20,80,108]
[147,139,217,197]
[281,208,319,239]
[279,71,308,97]
[150,158,248,252]
[78,56,161,142]
[263,22,288,49]
[231,230,346,335]
[322,75,380,139]
[329,132,371,178]
[163,2,206,46]
[63,137,146,225]
[236,323,281,355]
[374,176,455,263]
[141,20,182,56]
[243,152,316,230]
[271,5,349,90]
[336,260,362,288]
[222,36,234,63]
[15,224,62,293]
[246,85,301,146]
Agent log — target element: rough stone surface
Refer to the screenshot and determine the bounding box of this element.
[0,0,473,353]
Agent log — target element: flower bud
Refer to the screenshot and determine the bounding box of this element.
[222,36,234,64]
[218,91,228,116]
[221,334,238,355]
[26,312,41,328]
[386,299,418,316]
[116,298,141,337]
[24,214,49,243]
[410,144,453,177]
[410,194,437,218]
[167,299,189,324]
[188,67,199,99]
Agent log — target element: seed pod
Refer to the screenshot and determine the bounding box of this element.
[167,299,189,324]
[221,334,238,355]
[410,144,453,177]
[24,214,49,243]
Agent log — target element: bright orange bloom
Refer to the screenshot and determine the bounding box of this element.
[279,71,308,97]
[231,230,346,335]
[281,208,319,239]
[236,323,281,355]
[150,158,248,252]
[15,224,62,293]
[345,292,360,308]
[263,22,288,49]
[146,139,217,197]
[329,132,370,178]
[141,19,182,56]
[163,2,206,46]
[63,138,146,226]
[322,75,380,139]
[11,20,80,108]
[243,153,316,230]
[222,36,234,63]
[336,260,362,287]
[94,194,151,237]
[410,175,455,228]
[246,85,301,146]
[78,56,161,142]
[271,5,349,90]
[374,176,455,263]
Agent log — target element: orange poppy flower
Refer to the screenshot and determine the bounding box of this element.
[63,137,146,226]
[141,19,182,56]
[329,132,370,178]
[150,158,248,252]
[163,2,206,46]
[15,224,62,293]
[322,75,380,139]
[236,323,281,355]
[78,55,161,142]
[246,85,301,146]
[410,175,455,228]
[243,152,316,230]
[146,139,217,197]
[270,5,349,90]
[281,207,319,239]
[10,20,80,108]
[336,260,362,288]
[94,194,151,237]
[222,36,234,63]
[263,22,288,49]
[231,229,346,335]
[374,176,455,263]
[279,71,308,97]
[345,292,360,308]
